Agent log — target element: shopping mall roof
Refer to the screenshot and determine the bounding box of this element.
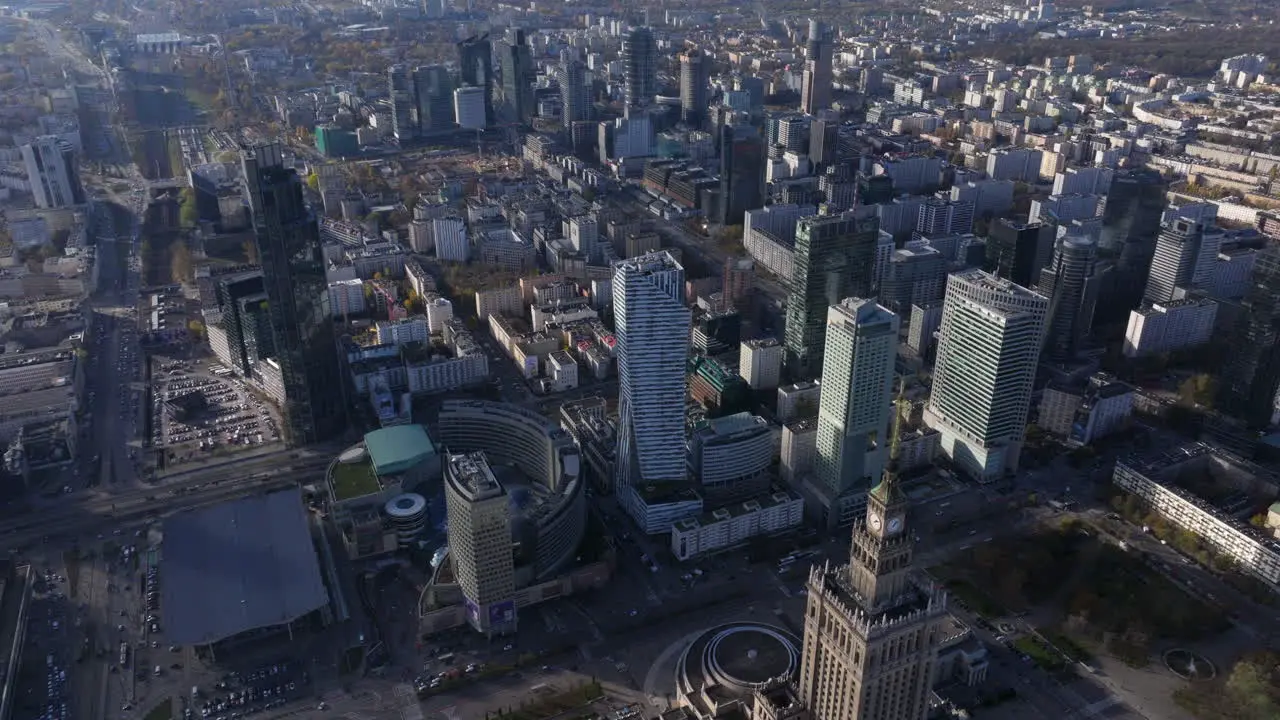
[364,424,435,476]
[161,488,329,646]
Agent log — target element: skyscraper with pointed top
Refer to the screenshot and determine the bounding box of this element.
[797,380,948,720]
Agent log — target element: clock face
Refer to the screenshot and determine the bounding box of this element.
[887,517,903,534]
[868,514,882,532]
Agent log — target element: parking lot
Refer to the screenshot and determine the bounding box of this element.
[151,365,280,465]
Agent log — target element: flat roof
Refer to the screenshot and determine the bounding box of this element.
[161,488,329,646]
[331,456,381,501]
[364,424,435,476]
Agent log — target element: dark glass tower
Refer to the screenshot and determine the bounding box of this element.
[413,65,456,134]
[457,34,494,125]
[679,48,710,129]
[718,124,764,226]
[1098,168,1168,323]
[783,207,881,378]
[1218,248,1280,429]
[1036,235,1101,362]
[500,29,535,124]
[241,144,345,445]
[985,219,1053,289]
[622,26,657,112]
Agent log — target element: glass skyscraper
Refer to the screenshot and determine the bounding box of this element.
[783,208,880,378]
[241,144,346,445]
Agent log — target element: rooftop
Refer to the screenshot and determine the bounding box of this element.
[330,455,380,501]
[160,488,329,646]
[364,424,435,476]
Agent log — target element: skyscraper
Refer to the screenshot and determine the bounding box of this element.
[814,299,899,527]
[679,48,711,129]
[800,19,833,115]
[622,26,657,112]
[925,270,1047,480]
[444,452,517,636]
[1218,248,1280,428]
[500,29,535,124]
[613,252,692,489]
[412,64,456,134]
[558,49,591,125]
[798,387,947,720]
[783,208,881,378]
[1037,234,1101,362]
[22,136,84,209]
[1098,168,1168,322]
[985,218,1054,288]
[388,64,416,142]
[1143,218,1222,304]
[457,34,494,126]
[241,144,345,445]
[809,118,838,168]
[718,124,765,226]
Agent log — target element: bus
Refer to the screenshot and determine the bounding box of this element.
[211,366,233,377]
[119,642,130,668]
[436,652,455,664]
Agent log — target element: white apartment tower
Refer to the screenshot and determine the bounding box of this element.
[814,299,899,512]
[613,251,692,489]
[925,270,1048,481]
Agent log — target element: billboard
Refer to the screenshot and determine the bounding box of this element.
[488,600,516,627]
[464,598,481,628]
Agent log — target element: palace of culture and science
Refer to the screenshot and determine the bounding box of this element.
[752,390,951,720]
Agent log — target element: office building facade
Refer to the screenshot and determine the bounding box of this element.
[1143,219,1222,304]
[814,299,898,505]
[679,48,711,129]
[22,136,85,209]
[925,270,1047,480]
[784,208,880,378]
[500,29,536,124]
[457,34,494,125]
[1218,248,1280,428]
[800,20,833,115]
[622,26,658,111]
[1037,234,1101,361]
[242,143,346,445]
[613,252,692,488]
[444,452,517,635]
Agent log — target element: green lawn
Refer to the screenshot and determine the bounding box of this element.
[330,458,380,500]
[1013,635,1065,671]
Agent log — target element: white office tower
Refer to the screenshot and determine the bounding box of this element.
[814,298,899,527]
[1143,219,1223,304]
[613,251,692,489]
[21,136,84,209]
[925,270,1048,481]
[454,86,487,129]
[444,452,517,636]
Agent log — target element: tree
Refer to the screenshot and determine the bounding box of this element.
[306,172,320,192]
[179,186,199,227]
[1178,374,1217,408]
[242,239,259,265]
[187,319,206,341]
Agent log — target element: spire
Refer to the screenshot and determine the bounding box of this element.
[870,377,907,505]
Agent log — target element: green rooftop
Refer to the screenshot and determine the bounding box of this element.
[364,425,436,476]
[330,456,381,501]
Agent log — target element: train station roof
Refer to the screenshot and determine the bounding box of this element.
[161,487,329,646]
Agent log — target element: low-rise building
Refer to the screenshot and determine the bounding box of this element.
[1113,443,1280,587]
[1038,373,1134,446]
[1123,298,1217,357]
[670,491,804,561]
[687,413,775,504]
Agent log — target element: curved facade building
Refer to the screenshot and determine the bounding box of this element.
[384,493,428,548]
[437,400,585,580]
[676,622,801,716]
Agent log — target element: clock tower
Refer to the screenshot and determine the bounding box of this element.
[797,377,947,720]
[848,383,914,611]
